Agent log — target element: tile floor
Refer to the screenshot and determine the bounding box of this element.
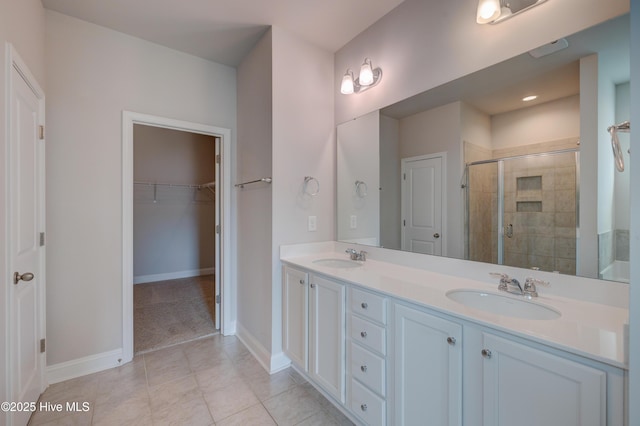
[134,276,216,353]
[29,334,355,426]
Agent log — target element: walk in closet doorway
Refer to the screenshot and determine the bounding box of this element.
[132,125,219,353]
[122,111,232,362]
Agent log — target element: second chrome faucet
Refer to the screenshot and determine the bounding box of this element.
[490,272,549,298]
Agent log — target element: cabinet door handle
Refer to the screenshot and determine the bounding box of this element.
[447,337,456,345]
[481,349,492,359]
[299,279,305,285]
[310,283,316,288]
[361,302,368,309]
[360,331,367,338]
[360,404,368,412]
[360,365,367,373]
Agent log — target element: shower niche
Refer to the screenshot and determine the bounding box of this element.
[466,147,578,275]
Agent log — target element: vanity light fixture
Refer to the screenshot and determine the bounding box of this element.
[477,0,548,25]
[522,95,538,102]
[340,58,383,95]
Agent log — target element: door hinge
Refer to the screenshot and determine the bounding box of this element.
[40,232,45,246]
[40,338,46,353]
[215,295,221,304]
[216,224,220,234]
[403,173,406,180]
[216,154,221,164]
[39,125,45,140]
[403,220,406,226]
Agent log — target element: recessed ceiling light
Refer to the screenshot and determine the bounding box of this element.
[522,95,538,102]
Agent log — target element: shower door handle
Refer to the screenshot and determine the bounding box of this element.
[505,224,513,238]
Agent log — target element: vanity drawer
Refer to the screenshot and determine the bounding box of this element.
[350,342,385,396]
[350,378,386,426]
[351,315,386,355]
[350,287,387,324]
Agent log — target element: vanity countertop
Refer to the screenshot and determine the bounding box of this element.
[281,250,629,369]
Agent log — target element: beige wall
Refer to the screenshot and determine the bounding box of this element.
[45,10,236,366]
[133,125,216,280]
[270,26,335,362]
[236,29,274,353]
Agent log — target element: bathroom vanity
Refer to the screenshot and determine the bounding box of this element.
[281,242,627,426]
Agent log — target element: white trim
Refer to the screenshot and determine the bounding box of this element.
[47,349,124,385]
[122,111,233,364]
[236,323,291,374]
[133,268,215,285]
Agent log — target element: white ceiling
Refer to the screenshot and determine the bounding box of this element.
[41,0,405,66]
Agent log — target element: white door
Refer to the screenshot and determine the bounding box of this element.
[482,333,605,426]
[8,46,46,426]
[309,275,346,403]
[401,155,444,255]
[393,304,462,426]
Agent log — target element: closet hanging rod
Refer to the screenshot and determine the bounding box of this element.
[134,181,215,190]
[235,177,272,188]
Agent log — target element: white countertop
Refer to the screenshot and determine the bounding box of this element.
[281,250,629,369]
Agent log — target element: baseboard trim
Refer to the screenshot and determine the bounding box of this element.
[236,323,291,375]
[133,268,215,284]
[47,349,125,384]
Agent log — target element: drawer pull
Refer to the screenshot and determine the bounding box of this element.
[361,302,368,309]
[310,283,316,288]
[447,336,456,345]
[299,279,304,285]
[481,349,492,359]
[360,404,368,412]
[360,365,367,373]
[360,331,367,338]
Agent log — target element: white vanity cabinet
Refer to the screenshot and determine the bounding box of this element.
[347,287,389,426]
[282,266,346,403]
[282,266,308,369]
[309,274,346,403]
[475,332,609,426]
[392,302,463,426]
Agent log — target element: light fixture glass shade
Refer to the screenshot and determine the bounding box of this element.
[340,71,354,94]
[476,0,501,24]
[359,59,374,86]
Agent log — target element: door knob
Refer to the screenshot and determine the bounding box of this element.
[433,233,440,238]
[14,272,34,285]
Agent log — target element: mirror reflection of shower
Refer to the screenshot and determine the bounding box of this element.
[466,149,578,275]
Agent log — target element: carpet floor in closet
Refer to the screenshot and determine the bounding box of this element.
[134,275,216,354]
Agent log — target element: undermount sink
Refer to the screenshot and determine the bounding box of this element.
[446,289,561,320]
[312,258,362,269]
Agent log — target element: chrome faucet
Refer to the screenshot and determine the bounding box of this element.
[345,248,367,261]
[490,272,523,295]
[523,277,550,298]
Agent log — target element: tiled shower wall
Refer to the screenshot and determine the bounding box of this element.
[465,139,578,274]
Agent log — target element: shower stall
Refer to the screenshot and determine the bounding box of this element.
[465,149,579,275]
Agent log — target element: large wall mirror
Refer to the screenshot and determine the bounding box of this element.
[337,14,630,283]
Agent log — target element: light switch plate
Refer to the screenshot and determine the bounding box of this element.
[350,215,357,229]
[308,216,317,232]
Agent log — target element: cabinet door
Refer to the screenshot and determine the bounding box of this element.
[309,275,346,403]
[482,333,606,426]
[394,304,462,426]
[283,266,308,370]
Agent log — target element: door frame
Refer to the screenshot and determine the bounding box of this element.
[400,152,447,256]
[122,111,232,363]
[4,42,47,422]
